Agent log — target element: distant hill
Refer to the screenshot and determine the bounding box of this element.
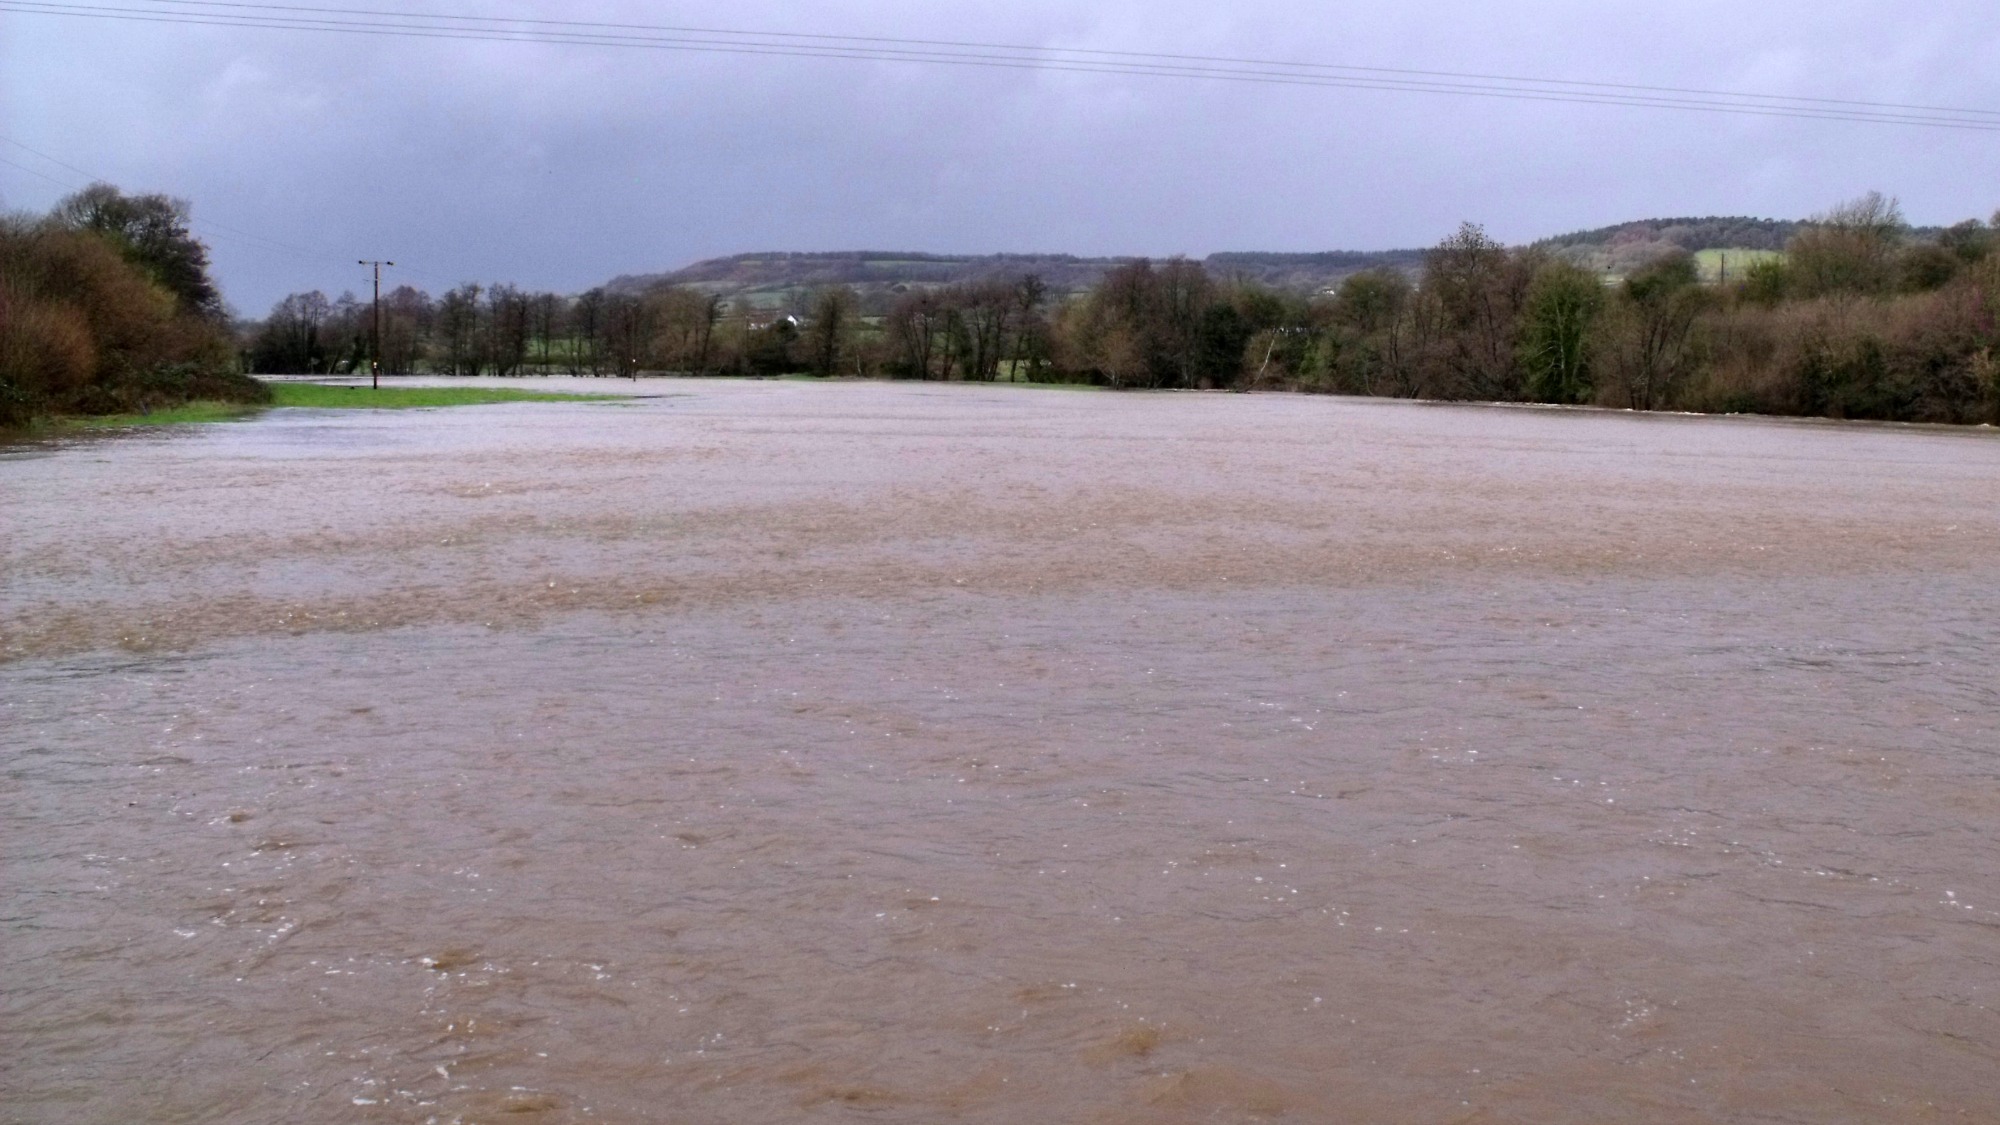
[620,251,1126,293]
[607,249,1426,307]
[1537,216,1804,254]
[607,252,1127,307]
[1532,217,1804,276]
[1533,215,1948,276]
[1203,250,1427,289]
[605,215,1944,303]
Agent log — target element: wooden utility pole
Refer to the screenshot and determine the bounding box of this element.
[359,260,394,389]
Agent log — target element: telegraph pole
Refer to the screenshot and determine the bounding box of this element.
[359,260,394,390]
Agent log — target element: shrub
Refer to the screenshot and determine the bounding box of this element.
[0,288,95,427]
[0,203,264,425]
[1739,258,1790,306]
[1899,243,1962,293]
[1939,219,1994,265]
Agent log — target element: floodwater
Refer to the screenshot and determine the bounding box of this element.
[4,379,1998,1124]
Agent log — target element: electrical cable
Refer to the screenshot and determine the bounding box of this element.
[142,0,2000,122]
[3,0,1995,130]
[0,134,453,285]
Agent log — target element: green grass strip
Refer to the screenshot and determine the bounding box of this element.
[37,382,626,432]
[62,402,266,429]
[268,383,627,409]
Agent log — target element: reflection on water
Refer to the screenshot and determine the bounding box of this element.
[4,381,1998,1123]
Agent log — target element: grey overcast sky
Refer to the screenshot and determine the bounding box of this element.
[4,0,1996,313]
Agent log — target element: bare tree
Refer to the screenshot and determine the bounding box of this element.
[803,286,858,377]
[955,281,1013,381]
[249,290,333,372]
[1609,254,1706,410]
[603,293,651,377]
[1154,258,1213,388]
[437,284,485,375]
[888,291,949,379]
[645,286,729,373]
[529,292,563,372]
[1329,269,1411,395]
[380,285,433,374]
[568,288,606,374]
[1422,223,1531,400]
[486,284,531,376]
[698,293,722,372]
[1788,191,1907,297]
[1010,274,1049,381]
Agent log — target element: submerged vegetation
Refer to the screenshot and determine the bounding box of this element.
[1,185,268,428]
[253,192,2000,426]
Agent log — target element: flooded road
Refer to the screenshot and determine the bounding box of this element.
[5,380,1999,1123]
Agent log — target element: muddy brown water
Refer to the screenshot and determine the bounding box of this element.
[4,380,1998,1123]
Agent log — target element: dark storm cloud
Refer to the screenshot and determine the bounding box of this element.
[4,0,1996,312]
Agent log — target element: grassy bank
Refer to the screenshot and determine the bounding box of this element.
[62,401,267,428]
[266,383,627,409]
[24,382,628,433]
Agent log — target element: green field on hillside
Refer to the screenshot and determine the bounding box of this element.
[1694,248,1783,283]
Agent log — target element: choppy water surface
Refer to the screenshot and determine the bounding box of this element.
[4,380,1998,1124]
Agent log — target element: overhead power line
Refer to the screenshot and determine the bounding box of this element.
[0,153,81,190]
[128,0,2000,121]
[1,135,343,262]
[4,0,1997,131]
[0,134,453,285]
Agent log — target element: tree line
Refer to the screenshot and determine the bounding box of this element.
[11,182,1993,428]
[1,184,267,426]
[251,191,1999,425]
[249,282,727,379]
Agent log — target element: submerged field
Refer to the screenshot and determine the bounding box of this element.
[3,379,1998,1124]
